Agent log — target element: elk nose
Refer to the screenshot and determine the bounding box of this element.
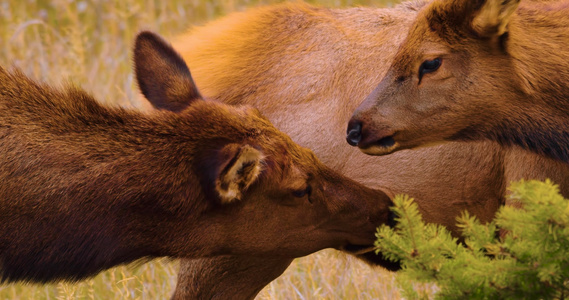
[346,120,362,146]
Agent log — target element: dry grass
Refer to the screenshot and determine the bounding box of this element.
[0,0,437,299]
[0,251,438,299]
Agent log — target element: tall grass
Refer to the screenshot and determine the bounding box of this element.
[0,0,436,299]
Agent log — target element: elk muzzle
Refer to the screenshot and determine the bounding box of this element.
[346,116,398,155]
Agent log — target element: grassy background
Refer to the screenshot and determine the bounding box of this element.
[0,0,436,299]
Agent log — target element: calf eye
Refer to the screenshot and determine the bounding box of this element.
[292,185,312,199]
[418,58,442,80]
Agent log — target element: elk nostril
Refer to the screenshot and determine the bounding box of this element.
[346,121,362,146]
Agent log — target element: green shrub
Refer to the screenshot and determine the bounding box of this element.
[376,180,569,299]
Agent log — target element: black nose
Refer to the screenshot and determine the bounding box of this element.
[346,121,362,146]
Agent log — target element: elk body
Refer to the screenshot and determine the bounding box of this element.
[0,31,395,284]
[348,0,569,163]
[170,2,569,299]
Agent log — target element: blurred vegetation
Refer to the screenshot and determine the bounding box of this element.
[0,0,438,299]
[377,180,569,299]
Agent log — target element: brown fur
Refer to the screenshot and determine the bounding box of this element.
[0,31,395,284]
[348,0,569,163]
[172,256,293,300]
[170,2,569,299]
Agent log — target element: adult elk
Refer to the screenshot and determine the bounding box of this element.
[348,0,569,163]
[0,31,395,284]
[170,1,569,299]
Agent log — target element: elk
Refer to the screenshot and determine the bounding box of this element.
[169,1,569,299]
[0,31,396,284]
[347,0,569,164]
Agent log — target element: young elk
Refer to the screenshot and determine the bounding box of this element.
[170,1,569,299]
[169,1,569,298]
[347,0,569,163]
[0,31,395,284]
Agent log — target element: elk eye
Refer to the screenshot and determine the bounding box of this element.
[292,185,312,198]
[419,58,442,79]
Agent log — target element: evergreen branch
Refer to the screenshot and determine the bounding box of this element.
[376,180,569,299]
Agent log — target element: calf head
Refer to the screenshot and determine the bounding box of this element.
[135,31,394,260]
[347,0,524,156]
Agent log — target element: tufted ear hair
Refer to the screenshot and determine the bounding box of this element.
[471,0,520,37]
[214,144,264,204]
[134,31,202,112]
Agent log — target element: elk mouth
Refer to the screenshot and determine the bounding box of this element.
[346,119,400,155]
[339,209,399,270]
[359,135,400,156]
[341,244,401,271]
[341,244,376,255]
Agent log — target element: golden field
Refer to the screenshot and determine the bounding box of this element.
[0,0,435,299]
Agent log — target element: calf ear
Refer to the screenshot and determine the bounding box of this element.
[134,31,202,112]
[471,0,520,37]
[215,144,264,204]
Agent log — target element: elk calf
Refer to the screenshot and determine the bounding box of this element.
[348,0,569,163]
[0,31,394,284]
[170,2,569,299]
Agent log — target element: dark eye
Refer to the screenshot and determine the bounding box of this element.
[418,58,442,80]
[292,185,312,199]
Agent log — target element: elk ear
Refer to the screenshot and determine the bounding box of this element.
[215,144,264,204]
[471,0,520,37]
[134,31,202,112]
